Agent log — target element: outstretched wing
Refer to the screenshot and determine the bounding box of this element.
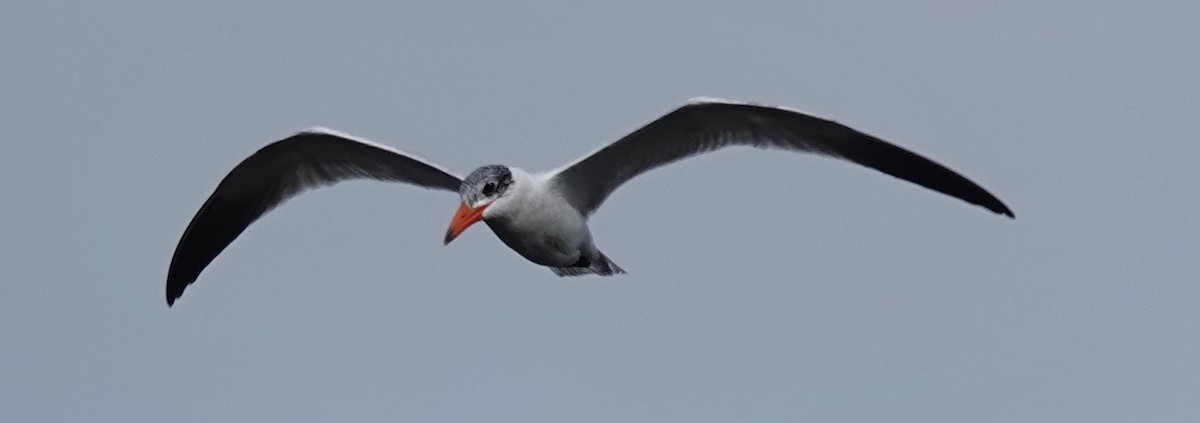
[166,127,461,305]
[548,98,1013,218]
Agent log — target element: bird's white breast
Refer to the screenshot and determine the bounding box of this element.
[483,169,592,266]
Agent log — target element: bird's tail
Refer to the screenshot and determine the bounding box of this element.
[551,251,625,277]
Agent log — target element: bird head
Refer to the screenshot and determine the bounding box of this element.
[444,165,513,244]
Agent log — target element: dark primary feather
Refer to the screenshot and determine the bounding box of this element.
[165,128,461,306]
[549,99,1014,218]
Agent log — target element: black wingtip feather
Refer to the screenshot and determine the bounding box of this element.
[165,194,259,306]
[762,105,1015,221]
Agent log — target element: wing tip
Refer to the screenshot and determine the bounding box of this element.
[979,198,1015,219]
[165,283,180,307]
[997,206,1016,219]
[165,276,188,307]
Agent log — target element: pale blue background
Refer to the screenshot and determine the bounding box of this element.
[2,1,1197,421]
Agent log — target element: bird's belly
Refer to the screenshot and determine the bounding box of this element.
[486,212,589,267]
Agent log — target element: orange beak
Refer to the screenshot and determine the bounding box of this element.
[444,202,488,245]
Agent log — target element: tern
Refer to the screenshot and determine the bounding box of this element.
[166,98,1013,305]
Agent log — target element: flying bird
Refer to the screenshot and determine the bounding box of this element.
[166,98,1013,305]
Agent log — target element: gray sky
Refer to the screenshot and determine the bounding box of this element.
[2,1,1197,421]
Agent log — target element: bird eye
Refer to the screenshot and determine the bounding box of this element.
[482,181,497,196]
